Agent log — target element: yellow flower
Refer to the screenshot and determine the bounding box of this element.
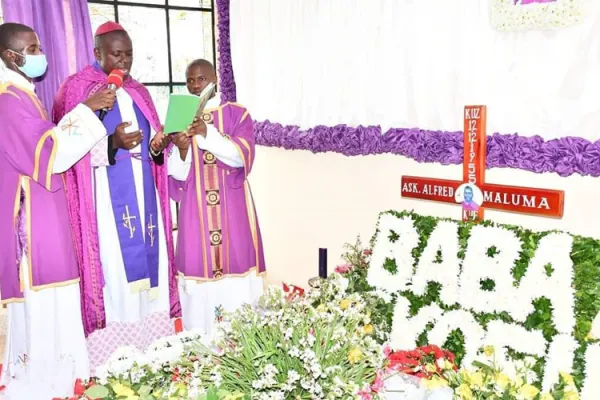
[362,324,374,335]
[348,347,363,364]
[560,372,576,387]
[425,363,437,373]
[483,345,495,357]
[421,375,448,389]
[563,390,580,400]
[316,304,326,313]
[468,371,484,388]
[444,359,454,370]
[539,394,554,400]
[513,375,524,388]
[495,373,510,390]
[340,299,352,310]
[112,382,138,399]
[456,383,474,399]
[518,384,540,400]
[431,376,448,388]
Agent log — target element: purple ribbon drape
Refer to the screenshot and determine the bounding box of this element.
[0,0,95,111]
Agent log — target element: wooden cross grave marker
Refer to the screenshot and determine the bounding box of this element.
[401,105,564,221]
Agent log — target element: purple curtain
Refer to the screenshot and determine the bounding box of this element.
[1,0,95,110]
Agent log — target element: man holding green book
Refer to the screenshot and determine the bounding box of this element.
[168,59,265,334]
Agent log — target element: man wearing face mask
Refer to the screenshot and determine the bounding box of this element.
[52,22,180,367]
[168,59,265,334]
[0,22,116,397]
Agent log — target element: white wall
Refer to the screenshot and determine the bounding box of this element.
[250,146,599,287]
[229,0,600,287]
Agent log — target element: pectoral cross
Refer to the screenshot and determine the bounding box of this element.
[147,214,156,247]
[122,205,136,238]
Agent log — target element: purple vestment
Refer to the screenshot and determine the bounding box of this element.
[0,83,79,302]
[462,201,480,211]
[169,103,266,280]
[52,66,181,336]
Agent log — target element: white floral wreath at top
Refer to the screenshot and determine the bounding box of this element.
[490,0,582,32]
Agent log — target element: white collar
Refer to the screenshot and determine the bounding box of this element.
[205,94,221,109]
[0,66,35,92]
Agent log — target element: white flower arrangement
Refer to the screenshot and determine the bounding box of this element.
[411,221,461,306]
[581,343,600,398]
[367,213,596,396]
[490,0,582,32]
[81,275,387,399]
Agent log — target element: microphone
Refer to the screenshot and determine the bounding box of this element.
[99,69,124,121]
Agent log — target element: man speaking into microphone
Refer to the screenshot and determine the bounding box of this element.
[52,21,180,368]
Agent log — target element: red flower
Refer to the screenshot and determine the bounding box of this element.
[171,367,180,382]
[334,264,351,274]
[73,379,86,396]
[387,345,457,378]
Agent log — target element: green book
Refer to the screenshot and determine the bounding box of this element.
[163,83,215,134]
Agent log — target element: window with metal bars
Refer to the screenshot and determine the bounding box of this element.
[87,0,216,122]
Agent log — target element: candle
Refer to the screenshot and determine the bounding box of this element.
[319,248,328,279]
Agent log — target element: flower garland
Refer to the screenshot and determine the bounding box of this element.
[490,0,582,32]
[215,0,236,103]
[356,210,600,396]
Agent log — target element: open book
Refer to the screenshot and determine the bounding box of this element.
[163,82,216,135]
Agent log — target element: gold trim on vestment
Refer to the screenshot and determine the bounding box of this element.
[29,278,80,292]
[45,132,58,190]
[0,83,21,99]
[1,297,25,305]
[32,130,57,190]
[21,85,47,119]
[222,168,230,274]
[238,137,252,172]
[202,149,223,277]
[192,137,209,277]
[0,83,48,120]
[178,267,265,283]
[240,110,250,122]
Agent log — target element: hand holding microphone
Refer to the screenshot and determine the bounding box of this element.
[83,88,116,112]
[96,69,125,121]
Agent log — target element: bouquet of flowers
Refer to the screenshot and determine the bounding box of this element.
[60,275,388,400]
[201,274,388,399]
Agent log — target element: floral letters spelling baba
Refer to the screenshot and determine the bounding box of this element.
[367,213,599,397]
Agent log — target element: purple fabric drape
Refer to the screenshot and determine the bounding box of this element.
[1,0,95,110]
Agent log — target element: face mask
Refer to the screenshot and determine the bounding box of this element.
[9,49,48,79]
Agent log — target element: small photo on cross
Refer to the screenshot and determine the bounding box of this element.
[455,183,484,211]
